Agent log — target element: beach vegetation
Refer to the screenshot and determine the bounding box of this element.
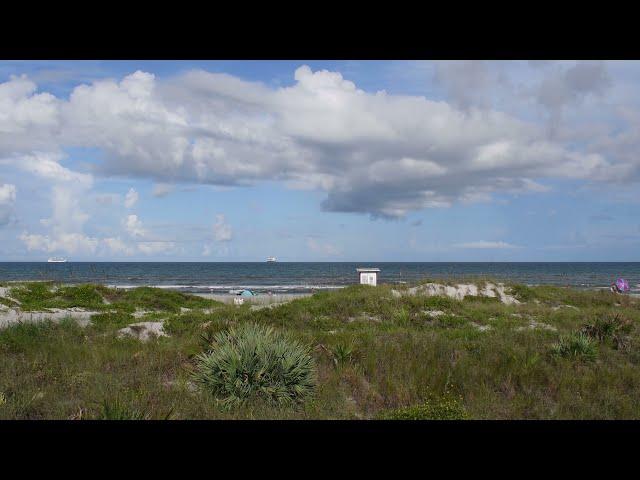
[551,332,598,361]
[582,313,633,351]
[1,280,640,419]
[330,341,356,369]
[192,322,316,409]
[377,390,468,420]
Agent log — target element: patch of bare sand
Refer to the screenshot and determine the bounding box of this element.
[392,282,520,305]
[117,322,168,341]
[0,308,99,329]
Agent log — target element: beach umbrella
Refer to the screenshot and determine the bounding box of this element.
[615,278,630,293]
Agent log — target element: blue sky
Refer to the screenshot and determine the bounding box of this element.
[0,60,639,261]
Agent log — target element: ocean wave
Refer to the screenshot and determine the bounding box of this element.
[106,284,347,291]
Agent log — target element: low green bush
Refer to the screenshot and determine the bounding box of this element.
[581,314,633,350]
[330,342,356,369]
[57,284,105,309]
[9,282,57,310]
[192,322,316,408]
[551,332,598,361]
[90,312,135,331]
[510,284,536,302]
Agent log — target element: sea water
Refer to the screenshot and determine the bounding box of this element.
[0,262,638,294]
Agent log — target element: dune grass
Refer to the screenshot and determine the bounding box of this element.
[6,282,220,312]
[1,281,640,419]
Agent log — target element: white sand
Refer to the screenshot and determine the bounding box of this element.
[392,282,520,305]
[0,308,98,329]
[118,322,168,341]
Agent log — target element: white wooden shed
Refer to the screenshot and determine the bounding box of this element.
[357,267,380,286]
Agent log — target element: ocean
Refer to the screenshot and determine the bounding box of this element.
[0,262,639,294]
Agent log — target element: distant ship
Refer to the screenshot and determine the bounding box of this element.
[47,257,67,263]
[266,256,277,263]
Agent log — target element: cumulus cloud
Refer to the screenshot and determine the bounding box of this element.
[0,76,60,156]
[124,188,138,208]
[213,214,232,242]
[454,241,519,249]
[20,232,99,254]
[9,151,96,255]
[0,64,635,220]
[3,152,92,187]
[124,214,145,237]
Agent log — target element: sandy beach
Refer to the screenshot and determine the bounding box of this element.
[192,292,313,305]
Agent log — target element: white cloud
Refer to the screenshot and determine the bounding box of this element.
[213,214,232,242]
[4,152,92,187]
[0,183,16,204]
[19,232,99,254]
[12,152,95,255]
[124,188,138,208]
[124,214,146,238]
[0,64,637,220]
[0,76,60,156]
[454,241,519,249]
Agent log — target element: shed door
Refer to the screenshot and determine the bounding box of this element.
[362,273,376,286]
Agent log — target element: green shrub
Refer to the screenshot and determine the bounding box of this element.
[394,307,411,324]
[114,287,218,313]
[551,332,598,361]
[510,284,536,302]
[378,392,468,420]
[57,284,105,309]
[581,314,633,350]
[330,342,356,369]
[9,282,57,310]
[192,322,316,408]
[90,312,135,331]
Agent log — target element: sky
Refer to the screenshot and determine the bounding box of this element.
[0,60,639,262]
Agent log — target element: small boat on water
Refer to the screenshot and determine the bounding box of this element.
[47,257,67,263]
[266,256,277,262]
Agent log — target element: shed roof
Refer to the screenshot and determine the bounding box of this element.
[356,268,380,272]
